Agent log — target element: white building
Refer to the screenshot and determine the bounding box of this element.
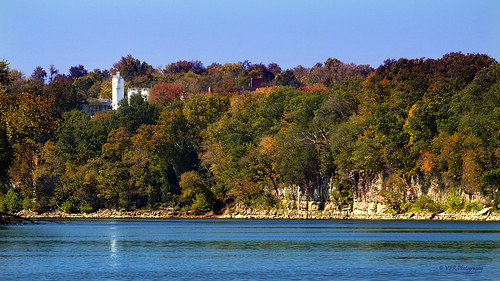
[112,72,125,110]
[127,88,150,103]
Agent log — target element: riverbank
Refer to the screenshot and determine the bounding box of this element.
[14,206,499,221]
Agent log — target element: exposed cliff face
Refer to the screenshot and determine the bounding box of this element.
[276,172,390,212]
[276,176,332,202]
[276,171,487,213]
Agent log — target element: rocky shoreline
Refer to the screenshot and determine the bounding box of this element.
[15,206,499,221]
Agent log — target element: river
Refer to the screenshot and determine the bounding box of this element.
[1,219,499,280]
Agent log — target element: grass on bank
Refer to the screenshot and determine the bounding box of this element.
[385,194,490,214]
[1,187,496,216]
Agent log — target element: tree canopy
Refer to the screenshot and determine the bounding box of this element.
[1,53,498,214]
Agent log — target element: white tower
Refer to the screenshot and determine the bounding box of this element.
[112,71,124,110]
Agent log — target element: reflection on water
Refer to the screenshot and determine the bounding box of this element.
[109,223,119,268]
[109,236,119,268]
[110,237,117,254]
[0,219,499,281]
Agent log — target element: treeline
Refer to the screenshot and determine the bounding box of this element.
[0,53,499,214]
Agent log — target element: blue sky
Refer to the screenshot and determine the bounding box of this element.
[2,0,499,76]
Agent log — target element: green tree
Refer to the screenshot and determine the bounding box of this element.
[31,66,47,83]
[481,169,500,204]
[2,189,22,213]
[112,55,153,87]
[111,94,159,133]
[0,119,12,192]
[183,93,230,133]
[101,127,132,161]
[95,126,136,209]
[68,65,87,79]
[148,108,200,195]
[275,70,299,87]
[32,141,66,205]
[73,73,96,98]
[56,110,113,163]
[382,174,407,213]
[96,160,131,209]
[129,124,174,206]
[44,76,85,114]
[0,59,10,86]
[179,171,215,212]
[1,91,59,144]
[274,126,320,187]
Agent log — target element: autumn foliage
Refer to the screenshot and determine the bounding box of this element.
[148,83,183,109]
[1,53,499,214]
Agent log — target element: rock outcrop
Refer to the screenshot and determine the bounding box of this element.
[274,171,490,216]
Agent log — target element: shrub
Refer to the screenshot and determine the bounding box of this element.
[330,179,353,211]
[22,197,35,210]
[79,204,94,213]
[118,197,134,211]
[492,200,500,212]
[36,197,57,213]
[403,196,445,213]
[0,195,6,212]
[242,198,253,207]
[31,203,43,213]
[192,192,215,213]
[464,201,484,212]
[61,199,79,213]
[446,188,463,213]
[382,174,407,213]
[4,190,22,213]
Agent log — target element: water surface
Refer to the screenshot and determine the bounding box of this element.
[1,219,498,280]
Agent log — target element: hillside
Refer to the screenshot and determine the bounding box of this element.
[1,53,499,216]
